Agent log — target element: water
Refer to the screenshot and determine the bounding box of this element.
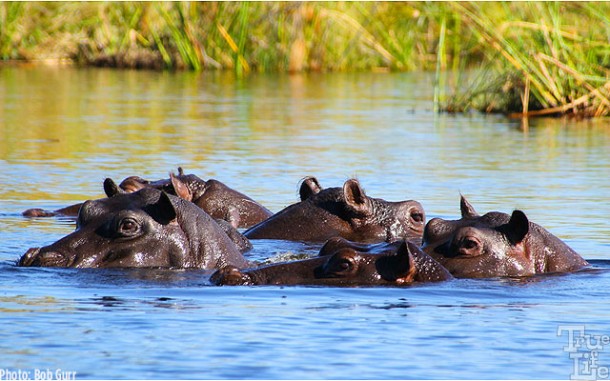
[1,65,610,379]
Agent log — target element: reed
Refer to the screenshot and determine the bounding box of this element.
[2,2,610,117]
[443,2,610,117]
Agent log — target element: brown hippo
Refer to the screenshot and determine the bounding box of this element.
[119,168,273,228]
[421,196,589,278]
[18,179,249,269]
[210,237,453,286]
[22,203,83,218]
[244,178,426,244]
[22,167,273,229]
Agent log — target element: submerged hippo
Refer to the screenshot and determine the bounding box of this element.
[244,178,425,244]
[210,237,452,286]
[23,167,273,229]
[18,179,249,269]
[22,203,83,218]
[421,196,589,278]
[119,168,273,228]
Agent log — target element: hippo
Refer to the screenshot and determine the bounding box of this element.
[210,237,453,286]
[18,179,249,269]
[22,203,83,218]
[244,178,426,244]
[421,196,589,278]
[113,175,254,252]
[119,168,273,228]
[22,167,273,229]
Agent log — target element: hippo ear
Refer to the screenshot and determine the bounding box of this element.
[299,176,322,201]
[177,167,185,176]
[343,179,371,215]
[394,241,414,277]
[379,241,417,283]
[460,195,479,218]
[170,172,193,202]
[502,210,529,245]
[104,178,126,197]
[148,191,177,225]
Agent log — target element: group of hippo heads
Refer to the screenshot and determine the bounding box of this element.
[19,168,589,285]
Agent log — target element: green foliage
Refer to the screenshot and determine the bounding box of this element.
[2,1,610,116]
[443,2,610,117]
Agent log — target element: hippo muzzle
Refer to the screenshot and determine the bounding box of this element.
[19,247,70,267]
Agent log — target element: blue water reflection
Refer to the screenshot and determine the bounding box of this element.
[1,66,609,379]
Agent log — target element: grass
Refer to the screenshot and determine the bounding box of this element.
[442,2,610,117]
[2,2,610,117]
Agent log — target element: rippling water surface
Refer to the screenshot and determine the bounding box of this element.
[1,65,609,379]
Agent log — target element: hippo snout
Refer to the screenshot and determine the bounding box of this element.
[210,266,252,285]
[18,247,41,266]
[18,248,69,267]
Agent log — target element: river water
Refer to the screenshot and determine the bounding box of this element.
[1,65,609,379]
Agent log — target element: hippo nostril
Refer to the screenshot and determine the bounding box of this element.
[411,212,424,224]
[18,247,41,266]
[210,266,247,285]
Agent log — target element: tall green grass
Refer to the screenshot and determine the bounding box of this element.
[2,2,610,117]
[442,2,610,117]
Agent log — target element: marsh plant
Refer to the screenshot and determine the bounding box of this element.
[2,1,610,117]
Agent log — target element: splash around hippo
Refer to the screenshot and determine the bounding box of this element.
[244,178,425,244]
[18,179,249,270]
[421,196,589,278]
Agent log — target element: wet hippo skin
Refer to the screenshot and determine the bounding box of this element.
[421,196,589,278]
[18,179,249,270]
[23,167,273,229]
[210,237,453,286]
[244,178,426,244]
[119,168,273,228]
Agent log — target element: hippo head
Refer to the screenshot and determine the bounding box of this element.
[316,237,452,283]
[331,179,425,243]
[117,168,272,229]
[422,196,588,278]
[118,167,208,201]
[18,179,247,269]
[245,178,425,244]
[210,237,452,286]
[314,239,420,285]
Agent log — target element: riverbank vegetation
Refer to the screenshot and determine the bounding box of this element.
[2,2,610,117]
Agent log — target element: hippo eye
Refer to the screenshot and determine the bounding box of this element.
[338,260,352,271]
[456,237,482,256]
[326,256,358,277]
[118,218,140,236]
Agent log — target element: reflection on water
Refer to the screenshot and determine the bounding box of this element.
[1,65,610,379]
